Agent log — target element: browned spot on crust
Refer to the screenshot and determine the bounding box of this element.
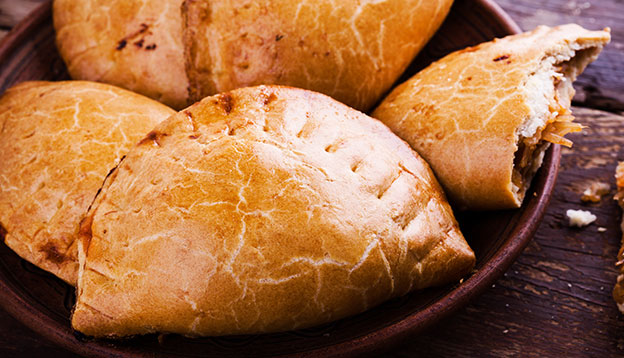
[412,102,436,117]
[139,130,168,147]
[40,242,69,264]
[263,92,277,105]
[275,34,284,41]
[117,23,151,51]
[493,55,510,62]
[218,93,234,114]
[78,215,94,257]
[189,134,200,139]
[467,76,472,81]
[184,109,198,132]
[145,44,157,50]
[134,39,144,48]
[116,40,127,50]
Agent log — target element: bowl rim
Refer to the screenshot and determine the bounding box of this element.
[0,1,558,357]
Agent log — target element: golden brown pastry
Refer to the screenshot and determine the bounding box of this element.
[73,85,475,337]
[613,162,624,312]
[0,81,175,285]
[53,0,189,109]
[54,0,454,111]
[372,24,611,210]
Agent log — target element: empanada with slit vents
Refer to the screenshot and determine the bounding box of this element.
[73,85,475,337]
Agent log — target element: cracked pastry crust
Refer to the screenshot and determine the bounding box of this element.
[372,24,610,210]
[0,81,175,285]
[54,0,453,111]
[53,0,189,109]
[72,85,475,337]
[614,162,624,313]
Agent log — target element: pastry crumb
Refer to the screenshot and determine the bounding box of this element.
[566,209,596,227]
[598,227,607,232]
[581,182,610,203]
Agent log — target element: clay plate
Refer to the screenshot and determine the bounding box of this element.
[0,1,558,357]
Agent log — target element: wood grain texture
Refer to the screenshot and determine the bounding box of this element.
[497,0,624,112]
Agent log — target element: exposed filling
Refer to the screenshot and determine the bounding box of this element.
[511,48,600,200]
[512,93,582,192]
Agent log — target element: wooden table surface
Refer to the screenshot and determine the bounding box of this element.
[0,0,623,357]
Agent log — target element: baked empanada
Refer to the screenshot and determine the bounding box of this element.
[54,0,454,111]
[373,24,610,210]
[53,0,189,109]
[0,81,174,284]
[73,85,475,337]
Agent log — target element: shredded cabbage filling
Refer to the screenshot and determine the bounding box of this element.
[512,74,583,193]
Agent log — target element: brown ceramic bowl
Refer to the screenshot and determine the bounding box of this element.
[0,1,558,357]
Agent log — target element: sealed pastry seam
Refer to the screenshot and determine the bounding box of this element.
[54,0,453,111]
[0,81,175,285]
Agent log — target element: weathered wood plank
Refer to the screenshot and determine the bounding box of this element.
[387,107,624,357]
[497,0,624,112]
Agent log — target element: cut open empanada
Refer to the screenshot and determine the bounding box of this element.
[373,24,610,210]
